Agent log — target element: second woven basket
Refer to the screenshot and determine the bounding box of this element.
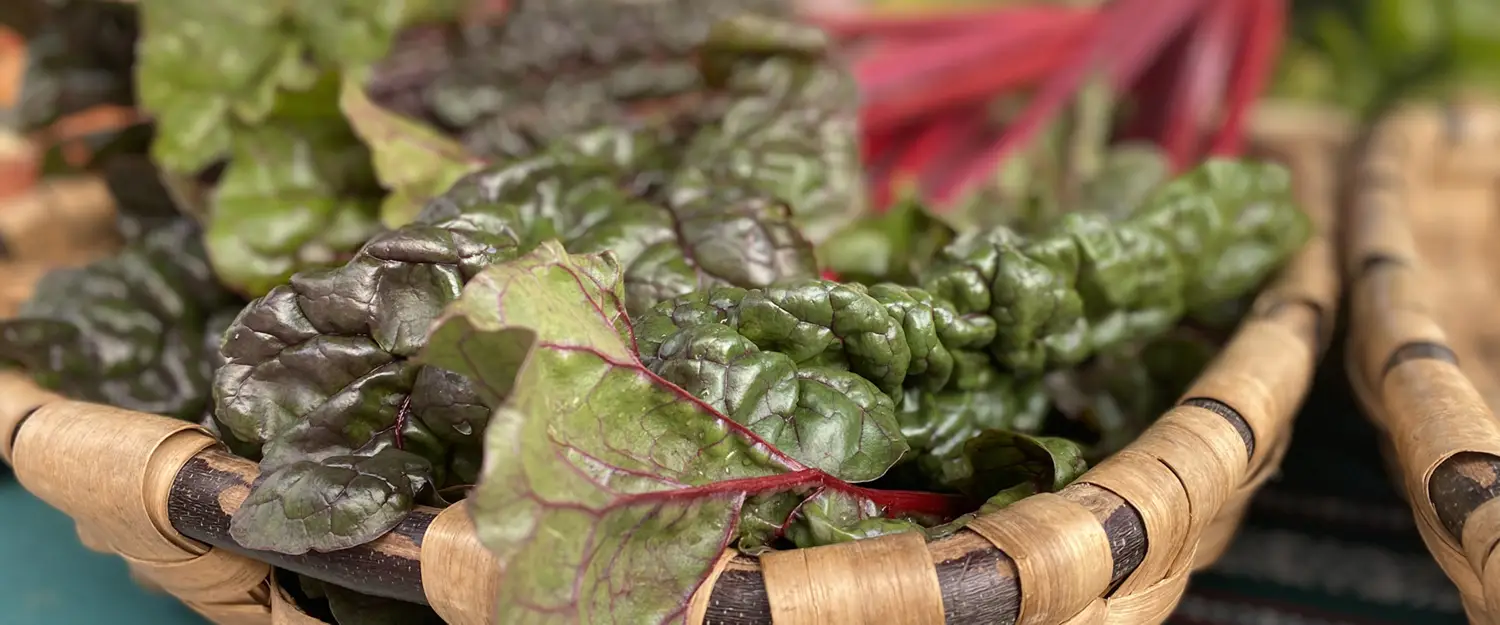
[1347,96,1500,624]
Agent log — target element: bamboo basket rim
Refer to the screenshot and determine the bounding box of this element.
[1343,96,1500,621]
[0,99,1348,624]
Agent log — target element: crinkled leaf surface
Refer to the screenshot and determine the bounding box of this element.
[212,126,823,557]
[0,219,241,420]
[135,0,462,173]
[423,242,939,624]
[203,77,383,297]
[230,448,432,554]
[338,77,483,229]
[324,583,445,625]
[961,430,1088,504]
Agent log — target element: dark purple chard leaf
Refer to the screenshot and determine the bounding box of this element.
[230,449,432,555]
[421,242,955,624]
[323,583,444,625]
[0,219,242,421]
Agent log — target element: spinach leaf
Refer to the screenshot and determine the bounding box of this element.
[0,219,241,421]
[424,242,952,623]
[213,126,820,554]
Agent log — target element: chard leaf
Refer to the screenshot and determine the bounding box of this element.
[338,77,483,229]
[324,584,444,625]
[230,448,432,554]
[783,490,928,549]
[0,219,242,421]
[422,242,946,623]
[964,431,1088,506]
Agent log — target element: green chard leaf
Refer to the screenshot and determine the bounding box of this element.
[424,242,952,623]
[970,431,1088,513]
[338,77,484,229]
[204,81,383,297]
[323,584,445,625]
[212,126,821,554]
[135,0,460,172]
[0,219,243,420]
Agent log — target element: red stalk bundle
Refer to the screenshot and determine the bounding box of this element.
[803,0,1287,211]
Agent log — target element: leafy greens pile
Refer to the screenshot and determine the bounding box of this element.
[0,4,1315,624]
[425,153,1308,619]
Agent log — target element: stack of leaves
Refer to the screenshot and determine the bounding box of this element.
[1271,0,1500,116]
[0,159,245,422]
[414,0,796,159]
[422,153,1309,620]
[798,0,1287,217]
[132,0,479,297]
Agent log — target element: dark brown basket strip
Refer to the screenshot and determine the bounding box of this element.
[1382,341,1459,380]
[165,453,433,605]
[1430,452,1500,539]
[1180,397,1256,458]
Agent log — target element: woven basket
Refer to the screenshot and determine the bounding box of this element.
[0,102,1345,625]
[1346,96,1500,624]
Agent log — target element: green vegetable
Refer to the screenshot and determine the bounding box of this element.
[425,0,795,158]
[428,158,1309,622]
[0,219,241,421]
[214,125,820,554]
[423,242,951,623]
[134,0,467,296]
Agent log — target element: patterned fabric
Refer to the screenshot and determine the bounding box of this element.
[1171,350,1467,624]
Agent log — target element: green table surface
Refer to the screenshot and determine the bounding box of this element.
[0,471,208,625]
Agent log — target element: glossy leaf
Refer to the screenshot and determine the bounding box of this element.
[427,242,955,623]
[959,430,1088,505]
[338,77,482,228]
[230,449,432,554]
[0,219,241,421]
[324,584,445,625]
[213,126,820,556]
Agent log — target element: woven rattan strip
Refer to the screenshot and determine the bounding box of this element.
[0,100,1347,625]
[1346,97,1500,624]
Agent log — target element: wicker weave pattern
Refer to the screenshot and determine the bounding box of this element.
[0,103,1344,625]
[1347,98,1500,624]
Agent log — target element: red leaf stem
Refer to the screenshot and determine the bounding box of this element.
[859,25,1088,133]
[1159,0,1241,169]
[1208,0,1286,156]
[613,469,968,519]
[933,0,1206,204]
[854,10,1096,94]
[807,5,1085,41]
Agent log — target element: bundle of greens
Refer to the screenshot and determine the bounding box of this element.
[424,152,1307,620]
[0,164,245,422]
[0,5,1315,624]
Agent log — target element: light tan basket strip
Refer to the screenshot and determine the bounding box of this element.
[0,369,60,461]
[0,176,121,264]
[761,530,944,625]
[1185,318,1314,471]
[9,401,274,619]
[1346,99,1500,620]
[421,502,502,625]
[966,493,1112,625]
[1077,453,1188,595]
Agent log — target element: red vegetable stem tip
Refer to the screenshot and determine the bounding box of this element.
[934,0,1207,204]
[807,5,1088,41]
[854,9,1097,94]
[1209,0,1286,157]
[1159,0,1242,170]
[859,26,1089,133]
